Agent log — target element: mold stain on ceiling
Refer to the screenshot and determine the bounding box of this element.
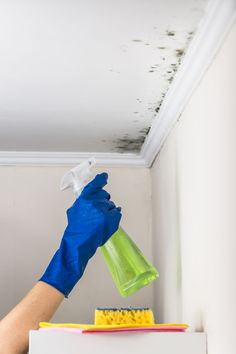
[0,0,208,154]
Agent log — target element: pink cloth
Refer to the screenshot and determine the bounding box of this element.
[83,327,186,333]
[40,326,187,334]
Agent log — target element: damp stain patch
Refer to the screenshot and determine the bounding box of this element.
[149,29,197,125]
[113,28,197,153]
[144,28,197,123]
[115,127,151,152]
[116,137,145,152]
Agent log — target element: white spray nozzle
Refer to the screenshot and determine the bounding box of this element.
[60,158,96,197]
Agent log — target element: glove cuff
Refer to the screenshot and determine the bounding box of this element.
[39,250,80,297]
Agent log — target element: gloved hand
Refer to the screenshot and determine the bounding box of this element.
[40,173,122,297]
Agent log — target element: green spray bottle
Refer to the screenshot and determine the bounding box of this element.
[60,158,159,297]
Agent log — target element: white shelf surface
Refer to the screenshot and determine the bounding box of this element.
[29,330,206,354]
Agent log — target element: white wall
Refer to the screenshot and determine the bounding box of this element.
[151,20,236,354]
[0,166,153,323]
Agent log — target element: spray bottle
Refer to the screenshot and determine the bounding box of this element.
[60,158,159,297]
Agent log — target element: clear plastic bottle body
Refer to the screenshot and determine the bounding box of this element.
[100,227,159,297]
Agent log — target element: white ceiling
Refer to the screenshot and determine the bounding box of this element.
[0,0,208,154]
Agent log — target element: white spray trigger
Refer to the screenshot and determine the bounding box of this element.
[60,158,96,197]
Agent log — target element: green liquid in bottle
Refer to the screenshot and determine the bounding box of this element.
[100,227,159,297]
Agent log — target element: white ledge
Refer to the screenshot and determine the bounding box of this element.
[29,331,207,354]
[0,151,146,167]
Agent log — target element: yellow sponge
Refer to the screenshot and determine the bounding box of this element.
[95,307,155,325]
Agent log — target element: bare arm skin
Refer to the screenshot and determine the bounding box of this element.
[0,281,64,354]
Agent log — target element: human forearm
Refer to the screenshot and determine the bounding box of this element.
[0,281,63,354]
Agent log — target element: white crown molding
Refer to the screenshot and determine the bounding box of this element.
[0,151,146,167]
[0,0,235,168]
[141,0,236,167]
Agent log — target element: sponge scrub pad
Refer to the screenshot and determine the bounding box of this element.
[95,307,155,325]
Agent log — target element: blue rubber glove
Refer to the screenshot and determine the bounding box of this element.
[40,173,122,297]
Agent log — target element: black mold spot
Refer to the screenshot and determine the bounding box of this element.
[162,48,185,86]
[175,48,185,57]
[139,127,150,135]
[170,63,178,72]
[145,43,150,46]
[133,112,139,114]
[158,46,166,50]
[149,70,154,73]
[154,97,165,114]
[116,136,145,152]
[115,128,151,152]
[132,39,142,43]
[188,31,194,36]
[166,30,175,36]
